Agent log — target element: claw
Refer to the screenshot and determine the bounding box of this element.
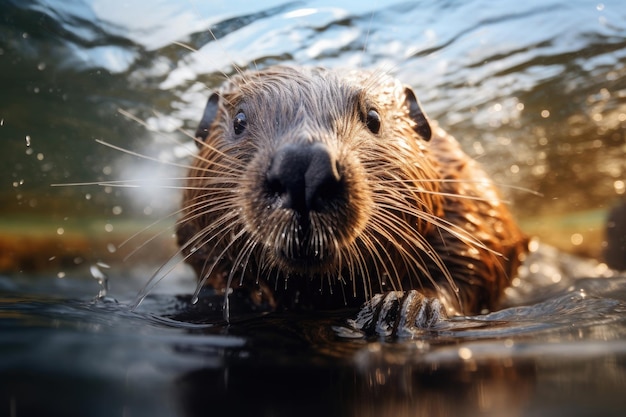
[349,290,447,337]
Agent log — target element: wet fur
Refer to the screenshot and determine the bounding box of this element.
[176,65,528,316]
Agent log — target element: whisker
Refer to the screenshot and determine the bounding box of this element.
[368,211,460,303]
[172,41,197,53]
[115,204,196,257]
[357,233,399,292]
[372,195,497,256]
[121,225,175,262]
[383,177,543,197]
[192,228,247,303]
[131,246,194,310]
[95,139,197,170]
[113,108,248,171]
[347,239,374,301]
[223,235,258,322]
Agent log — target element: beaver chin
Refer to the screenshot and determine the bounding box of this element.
[262,212,342,275]
[272,244,338,275]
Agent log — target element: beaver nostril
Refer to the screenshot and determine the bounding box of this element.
[266,172,286,198]
[266,142,342,215]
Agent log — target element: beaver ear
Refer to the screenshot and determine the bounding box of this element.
[195,92,220,146]
[404,87,432,141]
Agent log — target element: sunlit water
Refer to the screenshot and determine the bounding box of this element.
[1,0,626,416]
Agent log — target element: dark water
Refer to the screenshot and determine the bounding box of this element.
[2,252,626,417]
[1,1,626,416]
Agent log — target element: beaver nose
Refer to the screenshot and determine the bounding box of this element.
[266,143,342,215]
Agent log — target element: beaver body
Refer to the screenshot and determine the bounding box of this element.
[176,66,527,328]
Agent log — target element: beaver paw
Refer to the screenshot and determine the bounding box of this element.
[348,290,446,337]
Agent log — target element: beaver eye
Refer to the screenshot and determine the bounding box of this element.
[233,111,247,135]
[365,109,381,134]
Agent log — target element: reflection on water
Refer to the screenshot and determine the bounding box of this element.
[1,1,626,416]
[2,269,626,417]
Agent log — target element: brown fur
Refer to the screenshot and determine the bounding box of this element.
[176,66,527,316]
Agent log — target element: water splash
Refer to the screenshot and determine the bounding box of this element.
[90,262,118,303]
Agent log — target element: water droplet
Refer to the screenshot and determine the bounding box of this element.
[112,205,123,215]
[458,347,473,360]
[104,223,113,232]
[90,264,105,280]
[57,271,66,279]
[56,227,64,235]
[25,135,31,147]
[570,233,583,246]
[90,264,113,301]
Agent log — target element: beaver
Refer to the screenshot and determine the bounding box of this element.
[175,65,528,335]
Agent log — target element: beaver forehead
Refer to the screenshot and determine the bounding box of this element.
[230,67,404,119]
[239,70,357,114]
